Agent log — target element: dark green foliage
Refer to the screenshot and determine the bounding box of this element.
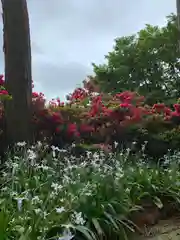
[92,14,180,105]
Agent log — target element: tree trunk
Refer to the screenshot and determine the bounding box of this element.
[177,0,180,51]
[1,0,32,145]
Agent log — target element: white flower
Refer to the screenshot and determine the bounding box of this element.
[86,151,92,158]
[72,143,76,148]
[16,141,26,147]
[12,163,19,169]
[27,149,37,160]
[92,152,100,161]
[37,141,42,148]
[43,211,48,219]
[56,207,65,213]
[34,208,41,214]
[51,146,61,157]
[14,197,24,212]
[59,149,67,153]
[92,92,99,97]
[58,229,74,240]
[115,171,124,179]
[51,146,61,152]
[37,165,49,171]
[114,141,118,148]
[1,186,8,191]
[71,211,86,225]
[32,196,42,205]
[51,183,63,192]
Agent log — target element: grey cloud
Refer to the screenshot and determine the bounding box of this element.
[0,0,176,100]
[28,0,176,39]
[32,60,92,93]
[27,0,125,38]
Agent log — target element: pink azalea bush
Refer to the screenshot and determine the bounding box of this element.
[0,75,180,154]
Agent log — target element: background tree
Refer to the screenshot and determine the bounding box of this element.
[177,0,180,50]
[1,0,32,145]
[92,14,179,105]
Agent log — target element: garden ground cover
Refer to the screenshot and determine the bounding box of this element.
[1,142,180,239]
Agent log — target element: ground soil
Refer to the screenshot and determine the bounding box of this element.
[133,217,180,239]
[130,200,180,239]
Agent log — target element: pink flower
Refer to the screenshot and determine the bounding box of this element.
[80,124,94,132]
[164,107,172,116]
[67,123,77,135]
[0,75,4,86]
[51,112,63,123]
[32,92,39,98]
[153,103,165,109]
[120,103,132,108]
[171,111,180,117]
[0,90,8,95]
[174,104,180,114]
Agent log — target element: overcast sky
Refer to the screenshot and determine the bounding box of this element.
[0,0,176,101]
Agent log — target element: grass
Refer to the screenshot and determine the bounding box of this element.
[1,142,180,239]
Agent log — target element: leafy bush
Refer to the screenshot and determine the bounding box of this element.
[1,74,180,157]
[32,87,180,157]
[92,14,179,105]
[1,142,180,239]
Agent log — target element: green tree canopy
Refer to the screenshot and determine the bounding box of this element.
[92,14,179,105]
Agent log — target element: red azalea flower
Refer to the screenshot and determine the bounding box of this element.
[153,103,165,109]
[0,75,4,85]
[75,131,80,137]
[136,96,145,104]
[0,80,4,86]
[120,103,132,108]
[69,88,87,101]
[115,91,135,103]
[51,112,63,123]
[80,124,94,132]
[67,123,77,135]
[171,111,180,117]
[153,103,165,113]
[60,102,64,106]
[0,90,8,95]
[32,92,39,98]
[40,109,49,116]
[103,107,113,116]
[131,110,142,122]
[55,127,61,133]
[164,116,171,121]
[163,107,172,116]
[174,104,180,114]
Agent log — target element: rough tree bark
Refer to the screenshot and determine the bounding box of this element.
[1,0,32,145]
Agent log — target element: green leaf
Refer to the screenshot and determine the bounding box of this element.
[104,212,119,231]
[19,235,28,240]
[0,208,9,239]
[153,196,163,209]
[82,98,90,106]
[18,227,31,240]
[91,218,104,237]
[75,225,97,240]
